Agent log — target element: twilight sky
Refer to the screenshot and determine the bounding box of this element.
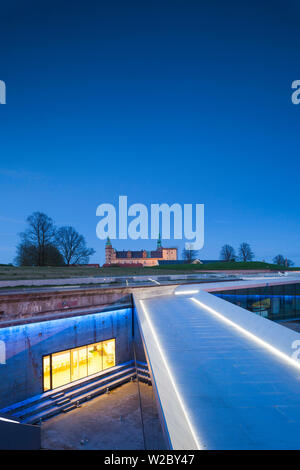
[0,0,300,265]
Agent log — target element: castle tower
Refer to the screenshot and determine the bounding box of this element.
[105,237,115,264]
[157,232,162,250]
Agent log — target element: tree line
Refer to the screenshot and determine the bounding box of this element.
[219,243,294,266]
[183,242,294,266]
[15,212,95,266]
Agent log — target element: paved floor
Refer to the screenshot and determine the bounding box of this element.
[41,381,165,450]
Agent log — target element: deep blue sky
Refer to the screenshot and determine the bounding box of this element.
[0,0,300,265]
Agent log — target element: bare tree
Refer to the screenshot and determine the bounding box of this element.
[273,254,294,267]
[55,226,95,265]
[182,244,199,263]
[17,212,56,266]
[15,243,38,266]
[286,258,294,267]
[273,254,285,266]
[238,242,254,262]
[220,244,236,262]
[15,242,65,266]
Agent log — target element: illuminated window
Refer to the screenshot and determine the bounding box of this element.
[71,346,88,382]
[43,356,51,391]
[43,338,116,391]
[103,339,115,369]
[88,343,102,375]
[52,350,71,389]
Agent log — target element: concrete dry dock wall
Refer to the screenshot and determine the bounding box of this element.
[0,287,132,326]
[0,307,132,409]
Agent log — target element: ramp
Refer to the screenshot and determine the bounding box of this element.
[134,282,300,449]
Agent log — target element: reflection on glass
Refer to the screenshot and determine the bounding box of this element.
[52,350,71,389]
[103,339,115,369]
[215,285,300,321]
[43,355,51,391]
[88,343,102,375]
[71,346,88,382]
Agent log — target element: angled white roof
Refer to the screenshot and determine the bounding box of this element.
[134,278,300,450]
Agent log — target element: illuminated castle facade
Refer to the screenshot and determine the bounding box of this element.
[104,235,177,267]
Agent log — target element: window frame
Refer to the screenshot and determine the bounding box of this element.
[42,337,116,391]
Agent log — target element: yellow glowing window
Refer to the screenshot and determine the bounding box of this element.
[43,356,51,391]
[71,346,88,382]
[43,338,116,391]
[88,343,103,375]
[52,350,71,389]
[103,339,115,370]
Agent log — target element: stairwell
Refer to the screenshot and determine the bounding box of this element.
[0,360,150,425]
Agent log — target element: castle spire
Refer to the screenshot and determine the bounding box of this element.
[106,236,112,246]
[157,232,162,249]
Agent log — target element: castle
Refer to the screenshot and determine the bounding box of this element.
[104,235,177,267]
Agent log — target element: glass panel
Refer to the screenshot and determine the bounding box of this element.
[283,295,294,317]
[45,338,116,390]
[88,343,102,375]
[103,339,115,370]
[295,296,300,315]
[71,346,88,382]
[43,356,51,391]
[52,350,71,389]
[214,284,300,321]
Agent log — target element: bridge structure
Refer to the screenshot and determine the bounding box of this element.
[133,277,300,450]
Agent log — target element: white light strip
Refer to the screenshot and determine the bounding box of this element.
[191,297,300,372]
[139,299,202,450]
[148,278,160,285]
[0,417,19,424]
[175,290,199,296]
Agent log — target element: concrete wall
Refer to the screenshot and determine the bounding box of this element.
[133,307,147,364]
[0,288,131,325]
[0,307,132,408]
[0,419,40,450]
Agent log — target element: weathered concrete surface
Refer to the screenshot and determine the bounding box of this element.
[41,381,165,450]
[0,307,132,408]
[0,285,179,327]
[0,287,133,326]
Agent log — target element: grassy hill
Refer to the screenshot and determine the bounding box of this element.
[0,261,298,281]
[154,261,300,271]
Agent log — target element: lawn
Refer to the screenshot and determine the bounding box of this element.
[155,261,300,271]
[0,261,298,281]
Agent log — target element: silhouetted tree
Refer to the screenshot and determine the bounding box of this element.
[273,254,294,267]
[273,254,285,266]
[16,212,56,266]
[182,244,199,263]
[238,242,254,262]
[55,226,95,265]
[15,243,65,266]
[220,244,236,262]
